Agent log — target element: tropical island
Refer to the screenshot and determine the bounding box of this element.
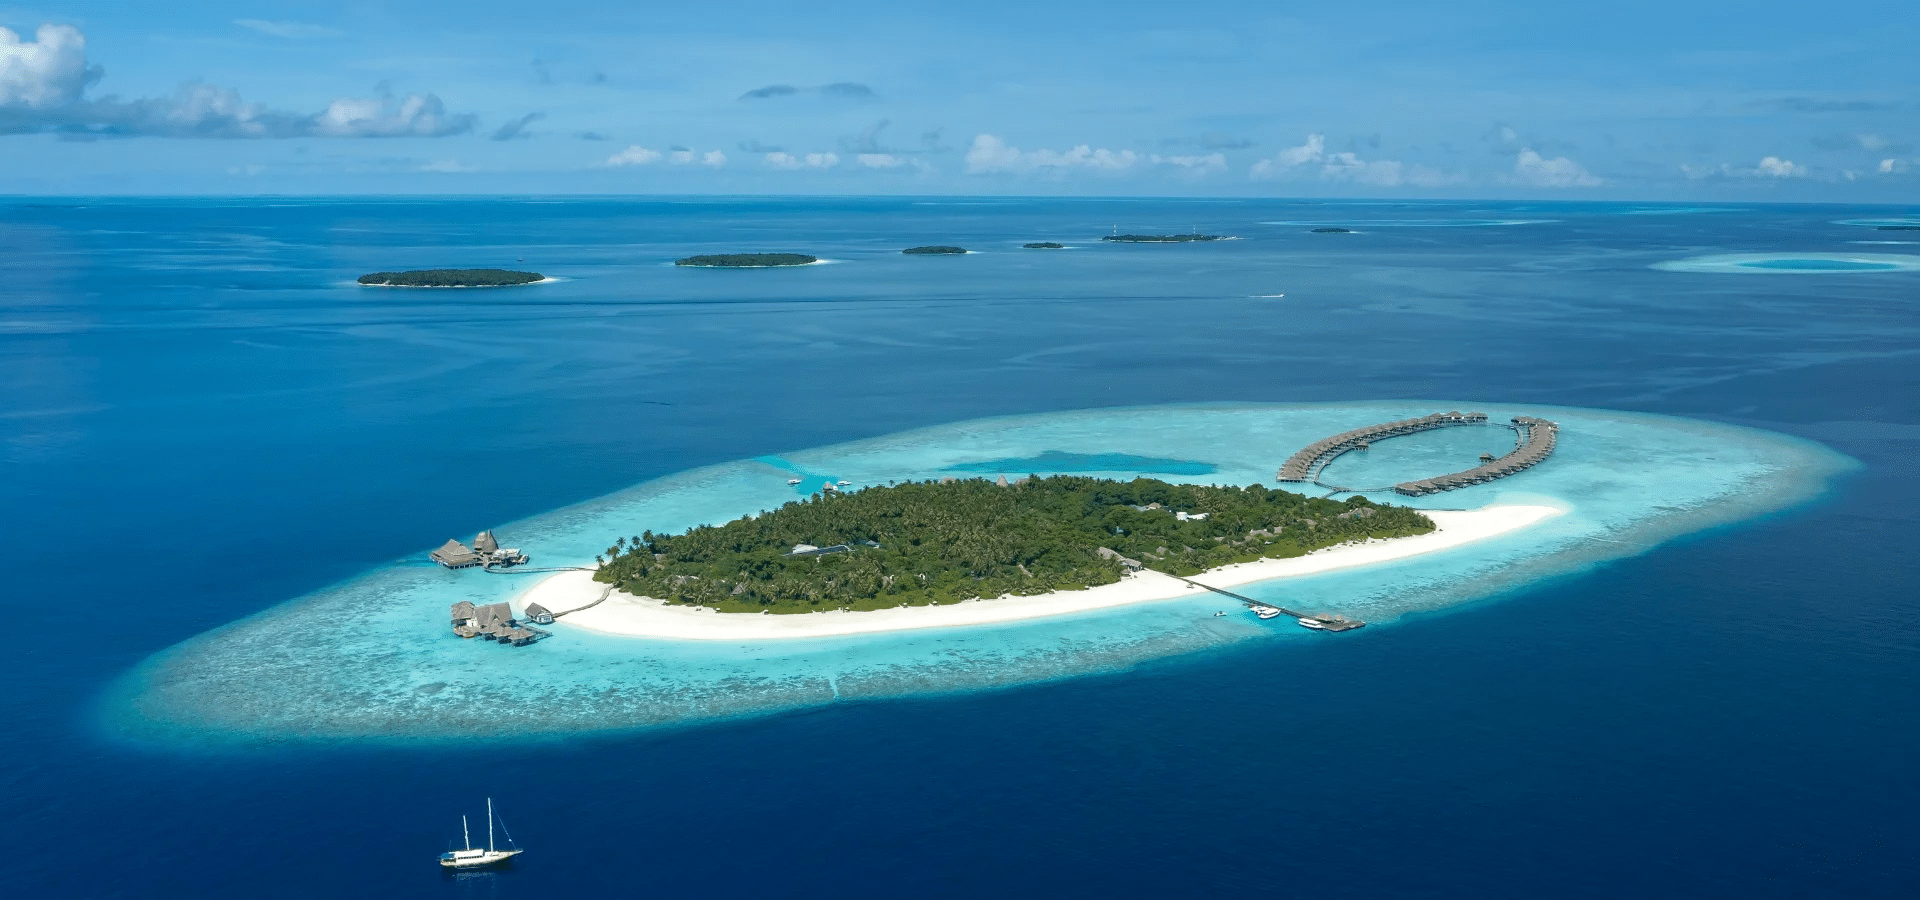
[1102,233,1226,243]
[1311,227,1354,234]
[675,253,819,267]
[589,475,1433,614]
[903,245,968,255]
[1023,242,1066,249]
[357,268,543,287]
[1877,225,1920,231]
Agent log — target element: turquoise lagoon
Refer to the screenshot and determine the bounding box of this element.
[115,401,1849,744]
[1653,252,1920,273]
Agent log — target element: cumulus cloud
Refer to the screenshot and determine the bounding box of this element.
[490,112,543,141]
[1880,158,1908,174]
[605,145,725,167]
[605,145,661,166]
[1250,133,1454,187]
[1683,156,1812,179]
[1,24,98,108]
[856,153,907,168]
[1510,148,1602,187]
[964,135,1231,177]
[234,19,342,39]
[0,23,473,138]
[965,134,1140,174]
[739,82,877,102]
[765,151,839,169]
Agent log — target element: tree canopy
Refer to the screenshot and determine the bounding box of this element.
[593,475,1434,613]
[1100,234,1225,243]
[675,253,818,267]
[903,245,968,254]
[357,268,542,287]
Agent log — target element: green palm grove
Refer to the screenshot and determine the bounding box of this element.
[593,476,1434,613]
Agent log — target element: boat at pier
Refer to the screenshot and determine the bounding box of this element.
[1252,605,1284,619]
[439,798,522,870]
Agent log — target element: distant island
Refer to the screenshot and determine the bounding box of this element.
[1877,225,1920,231]
[357,268,543,287]
[903,246,968,255]
[1310,227,1354,234]
[592,475,1433,613]
[675,253,818,267]
[1102,233,1226,243]
[1023,242,1066,249]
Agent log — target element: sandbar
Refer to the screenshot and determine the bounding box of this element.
[518,504,1563,641]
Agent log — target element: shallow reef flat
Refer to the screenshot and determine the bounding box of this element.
[108,402,1851,746]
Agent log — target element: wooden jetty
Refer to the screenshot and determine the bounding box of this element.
[1159,570,1364,631]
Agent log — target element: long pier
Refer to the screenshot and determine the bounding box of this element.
[1157,570,1364,631]
[1276,410,1558,497]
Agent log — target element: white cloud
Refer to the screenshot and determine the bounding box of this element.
[1879,158,1908,174]
[764,151,839,169]
[1511,148,1602,187]
[606,145,662,166]
[1683,156,1813,179]
[857,152,906,168]
[1251,133,1453,186]
[310,91,469,137]
[1,24,96,108]
[700,149,726,167]
[234,19,342,39]
[0,23,471,138]
[420,159,478,174]
[1149,152,1227,173]
[965,134,1140,174]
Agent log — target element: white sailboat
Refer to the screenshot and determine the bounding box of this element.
[439,798,523,869]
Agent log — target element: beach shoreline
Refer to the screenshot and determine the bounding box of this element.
[517,503,1565,641]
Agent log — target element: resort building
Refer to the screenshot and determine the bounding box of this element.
[430,530,531,569]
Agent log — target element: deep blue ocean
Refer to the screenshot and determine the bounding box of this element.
[3,197,1916,898]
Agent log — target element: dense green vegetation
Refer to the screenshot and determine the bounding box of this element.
[903,245,968,255]
[593,476,1434,613]
[357,268,543,287]
[1023,242,1066,249]
[1101,233,1225,243]
[1310,227,1354,234]
[675,253,819,267]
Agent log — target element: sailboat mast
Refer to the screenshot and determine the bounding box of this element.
[487,797,495,852]
[462,815,471,851]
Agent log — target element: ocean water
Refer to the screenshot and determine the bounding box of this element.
[4,197,1918,897]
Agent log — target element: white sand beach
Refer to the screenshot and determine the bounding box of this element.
[518,503,1564,641]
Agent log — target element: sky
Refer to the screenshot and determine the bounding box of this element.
[1,0,1916,199]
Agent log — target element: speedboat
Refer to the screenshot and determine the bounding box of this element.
[1296,618,1328,630]
[837,480,852,486]
[786,478,802,485]
[1252,606,1283,619]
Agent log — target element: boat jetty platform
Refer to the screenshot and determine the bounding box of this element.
[1276,411,1559,497]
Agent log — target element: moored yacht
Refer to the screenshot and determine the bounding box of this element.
[1252,605,1284,619]
[1296,618,1328,630]
[439,798,522,870]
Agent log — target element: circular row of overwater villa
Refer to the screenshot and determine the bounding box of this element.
[1273,410,1560,496]
[1389,416,1559,496]
[1275,411,1493,483]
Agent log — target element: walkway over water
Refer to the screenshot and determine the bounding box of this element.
[1276,411,1559,496]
